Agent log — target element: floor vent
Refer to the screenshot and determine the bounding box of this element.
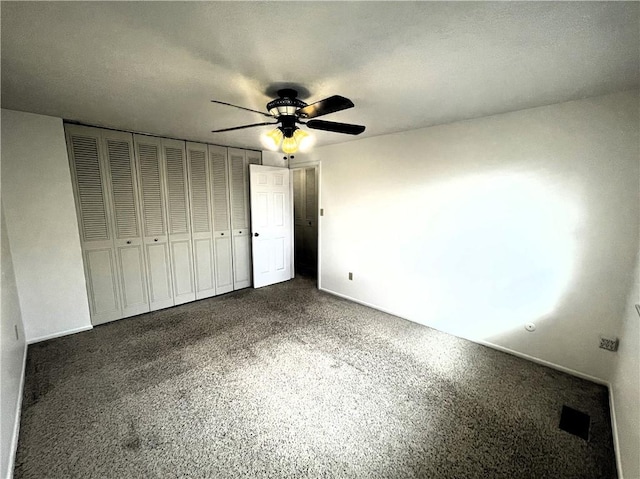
[559,405,590,440]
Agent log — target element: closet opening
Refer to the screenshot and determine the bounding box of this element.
[292,166,318,280]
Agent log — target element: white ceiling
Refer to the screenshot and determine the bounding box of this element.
[2,2,638,151]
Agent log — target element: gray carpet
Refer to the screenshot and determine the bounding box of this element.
[15,277,616,478]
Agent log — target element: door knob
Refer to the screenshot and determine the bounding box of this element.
[254,232,260,237]
[154,238,158,242]
[126,240,131,244]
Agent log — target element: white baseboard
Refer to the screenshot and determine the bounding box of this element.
[27,324,92,344]
[319,287,406,319]
[472,338,608,385]
[320,285,622,477]
[320,287,608,384]
[6,344,28,479]
[608,385,623,479]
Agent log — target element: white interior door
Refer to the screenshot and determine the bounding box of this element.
[250,165,292,288]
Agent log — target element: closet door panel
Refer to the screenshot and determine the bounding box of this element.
[104,131,149,317]
[146,242,173,305]
[232,232,251,288]
[293,168,305,271]
[84,248,121,323]
[210,145,233,294]
[164,139,195,304]
[187,142,216,299]
[117,244,147,311]
[170,240,195,303]
[70,132,111,243]
[66,125,122,324]
[229,148,248,231]
[214,234,233,291]
[228,148,254,290]
[135,135,174,310]
[194,238,215,293]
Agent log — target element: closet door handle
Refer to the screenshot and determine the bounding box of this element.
[154,238,158,242]
[254,232,259,237]
[126,240,131,245]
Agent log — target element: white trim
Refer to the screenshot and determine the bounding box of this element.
[7,345,28,479]
[317,162,322,289]
[609,385,623,479]
[320,287,609,384]
[320,286,624,475]
[319,287,409,319]
[288,159,320,169]
[472,338,608,385]
[27,324,92,345]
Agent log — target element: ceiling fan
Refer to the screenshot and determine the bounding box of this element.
[211,88,365,154]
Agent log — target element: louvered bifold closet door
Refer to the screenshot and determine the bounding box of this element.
[134,135,174,311]
[293,168,306,271]
[103,130,150,317]
[66,125,122,324]
[164,139,195,305]
[187,142,216,299]
[209,145,234,294]
[228,148,253,290]
[303,167,318,274]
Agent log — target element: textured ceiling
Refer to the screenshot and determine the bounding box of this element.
[1,2,638,151]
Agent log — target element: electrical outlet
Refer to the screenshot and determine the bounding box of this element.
[599,336,619,352]
[348,272,353,280]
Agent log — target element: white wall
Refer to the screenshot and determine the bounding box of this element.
[612,247,639,479]
[1,206,26,479]
[1,109,92,342]
[317,90,639,382]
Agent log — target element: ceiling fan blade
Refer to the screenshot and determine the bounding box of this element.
[211,122,277,133]
[297,95,354,119]
[305,120,365,135]
[211,100,273,118]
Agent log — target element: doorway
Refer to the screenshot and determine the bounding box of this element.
[292,166,318,278]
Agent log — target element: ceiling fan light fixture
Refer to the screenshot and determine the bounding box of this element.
[212,87,364,153]
[282,136,298,154]
[260,128,283,151]
[293,128,314,152]
[267,127,283,145]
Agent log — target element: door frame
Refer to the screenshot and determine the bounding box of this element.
[289,160,321,286]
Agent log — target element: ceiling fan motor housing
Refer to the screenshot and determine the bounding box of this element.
[278,115,298,138]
